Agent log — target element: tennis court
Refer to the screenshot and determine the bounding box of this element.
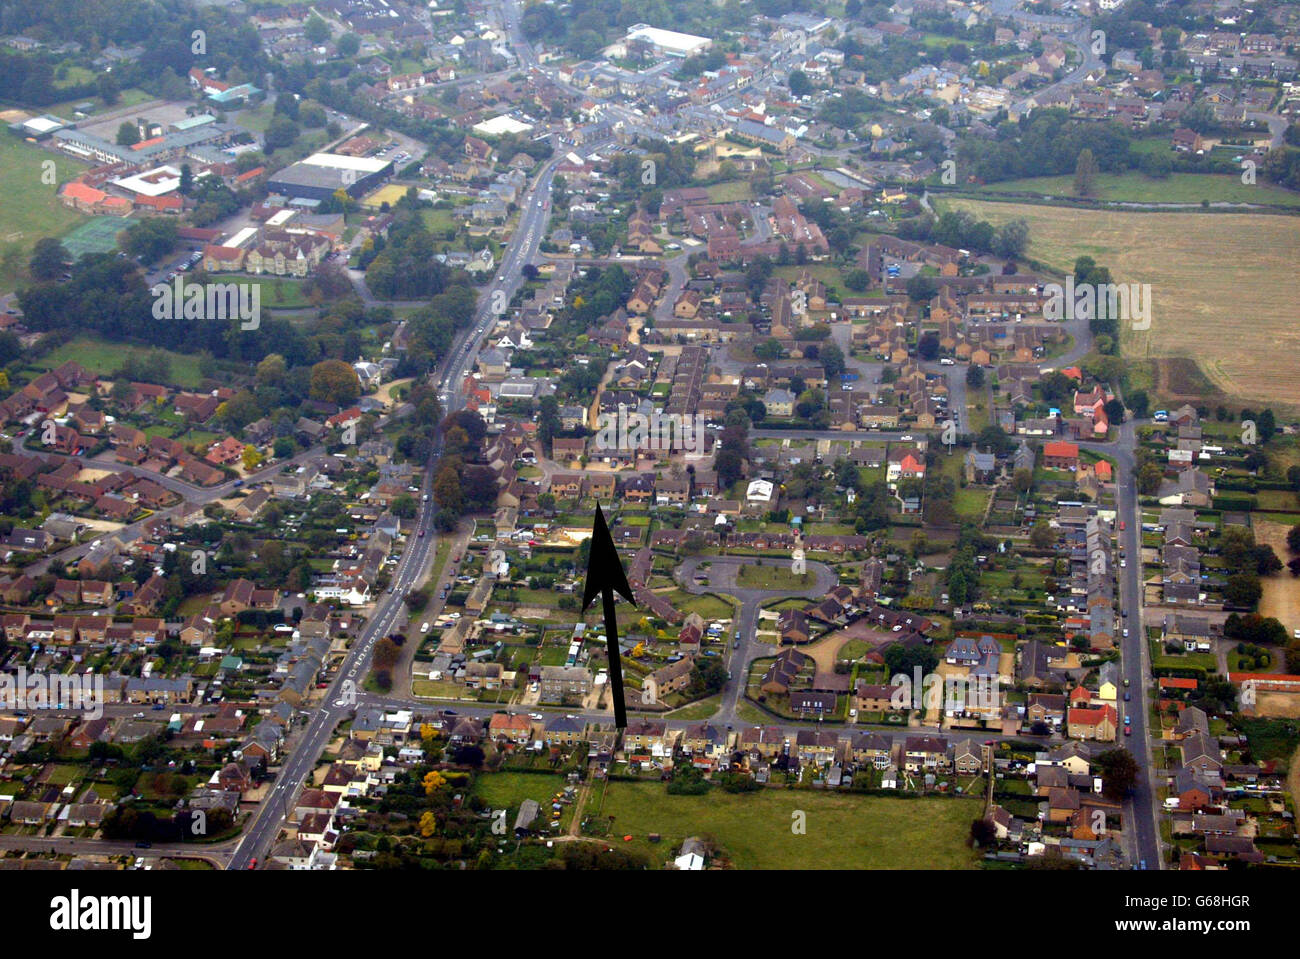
[61,216,128,258]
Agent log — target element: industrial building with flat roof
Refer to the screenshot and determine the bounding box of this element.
[266,153,393,201]
[625,24,712,57]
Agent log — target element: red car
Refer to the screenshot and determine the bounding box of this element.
[247,857,258,869]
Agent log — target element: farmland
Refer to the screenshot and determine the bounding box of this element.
[938,198,1300,411]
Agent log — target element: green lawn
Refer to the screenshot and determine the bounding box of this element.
[976,171,1300,207]
[664,694,722,720]
[472,771,566,813]
[40,335,207,389]
[705,180,753,203]
[736,565,817,591]
[0,136,88,293]
[244,275,312,310]
[592,781,980,869]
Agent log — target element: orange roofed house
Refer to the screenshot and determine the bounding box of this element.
[1043,440,1079,470]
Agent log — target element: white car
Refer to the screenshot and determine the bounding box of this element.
[529,712,543,720]
[899,434,913,441]
[420,622,431,634]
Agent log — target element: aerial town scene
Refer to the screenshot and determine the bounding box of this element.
[0,0,1298,897]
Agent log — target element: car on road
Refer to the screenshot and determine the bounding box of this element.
[420,622,431,634]
[899,434,913,441]
[248,857,258,869]
[529,713,543,720]
[418,529,425,537]
[1122,627,1129,637]
[1124,724,1132,736]
[1124,691,1131,702]
[1124,678,1130,687]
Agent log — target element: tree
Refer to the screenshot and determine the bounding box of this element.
[1288,524,1300,554]
[96,72,119,105]
[29,238,69,281]
[1073,148,1100,197]
[844,268,871,291]
[1224,572,1262,610]
[116,121,140,146]
[120,218,178,264]
[992,218,1030,259]
[819,343,846,379]
[906,274,939,302]
[788,70,813,98]
[304,14,330,44]
[241,445,264,472]
[309,360,361,405]
[1029,521,1055,549]
[1095,748,1138,800]
[965,364,985,388]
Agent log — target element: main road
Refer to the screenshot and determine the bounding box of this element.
[226,143,586,869]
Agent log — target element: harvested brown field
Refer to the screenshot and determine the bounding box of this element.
[939,200,1300,411]
[1256,692,1300,719]
[1254,521,1300,634]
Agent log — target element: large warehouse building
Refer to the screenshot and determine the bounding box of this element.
[624,24,712,58]
[267,152,393,201]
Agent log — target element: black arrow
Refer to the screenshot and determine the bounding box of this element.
[582,503,635,730]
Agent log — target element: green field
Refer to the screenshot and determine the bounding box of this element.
[473,771,567,809]
[977,170,1300,207]
[243,275,312,310]
[40,335,207,389]
[974,171,1300,207]
[0,136,88,293]
[736,564,817,590]
[592,781,980,869]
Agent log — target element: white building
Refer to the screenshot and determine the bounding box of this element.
[625,24,712,58]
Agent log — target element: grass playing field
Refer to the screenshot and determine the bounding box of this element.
[591,780,980,869]
[937,198,1300,412]
[0,136,88,293]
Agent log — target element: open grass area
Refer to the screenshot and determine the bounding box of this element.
[937,198,1300,411]
[664,694,722,720]
[975,172,1300,207]
[736,564,817,591]
[244,275,312,310]
[591,780,980,869]
[472,771,567,813]
[0,136,89,293]
[40,335,207,389]
[705,179,753,203]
